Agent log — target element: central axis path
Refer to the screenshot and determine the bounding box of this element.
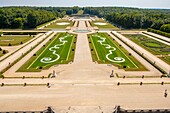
[74,20,93,64]
[53,20,112,80]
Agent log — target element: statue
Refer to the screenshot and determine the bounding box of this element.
[168,71,170,77]
[51,70,57,78]
[110,70,114,78]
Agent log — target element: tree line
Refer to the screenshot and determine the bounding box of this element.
[83,7,170,32]
[1,6,169,32]
[0,6,80,29]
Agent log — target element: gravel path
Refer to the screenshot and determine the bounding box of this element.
[0,85,169,111]
[143,31,170,43]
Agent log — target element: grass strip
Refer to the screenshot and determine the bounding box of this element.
[90,20,119,30]
[0,35,34,46]
[45,19,74,29]
[36,18,57,28]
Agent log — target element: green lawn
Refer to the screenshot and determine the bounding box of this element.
[17,32,77,72]
[123,34,170,55]
[88,33,147,71]
[77,10,84,14]
[36,19,57,28]
[159,56,170,65]
[45,19,74,29]
[0,35,33,46]
[90,19,118,30]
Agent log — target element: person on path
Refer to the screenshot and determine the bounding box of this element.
[164,89,168,98]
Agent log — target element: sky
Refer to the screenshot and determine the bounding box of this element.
[0,0,170,9]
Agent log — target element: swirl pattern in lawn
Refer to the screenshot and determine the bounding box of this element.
[94,35,125,63]
[41,35,72,63]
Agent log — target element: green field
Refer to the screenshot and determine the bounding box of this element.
[17,32,77,72]
[90,19,118,30]
[36,19,57,28]
[77,10,84,14]
[88,33,147,71]
[159,56,170,65]
[0,35,33,46]
[45,19,74,29]
[123,34,170,55]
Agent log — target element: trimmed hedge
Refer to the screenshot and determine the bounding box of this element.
[160,24,170,33]
[77,21,79,27]
[147,28,170,38]
[3,32,42,35]
[0,30,3,36]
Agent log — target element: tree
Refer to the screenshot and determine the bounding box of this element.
[150,20,164,30]
[66,9,73,15]
[0,30,3,36]
[27,13,38,28]
[12,17,23,28]
[160,24,170,33]
[2,50,7,54]
[73,6,79,14]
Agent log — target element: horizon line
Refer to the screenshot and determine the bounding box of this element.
[0,5,170,10]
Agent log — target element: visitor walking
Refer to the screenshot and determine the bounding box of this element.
[164,89,168,98]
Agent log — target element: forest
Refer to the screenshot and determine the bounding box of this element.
[0,6,79,29]
[0,6,170,33]
[83,7,170,32]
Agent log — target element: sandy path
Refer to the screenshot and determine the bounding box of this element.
[0,77,170,85]
[0,85,169,111]
[74,20,92,64]
[113,31,170,73]
[143,31,170,43]
[74,33,93,64]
